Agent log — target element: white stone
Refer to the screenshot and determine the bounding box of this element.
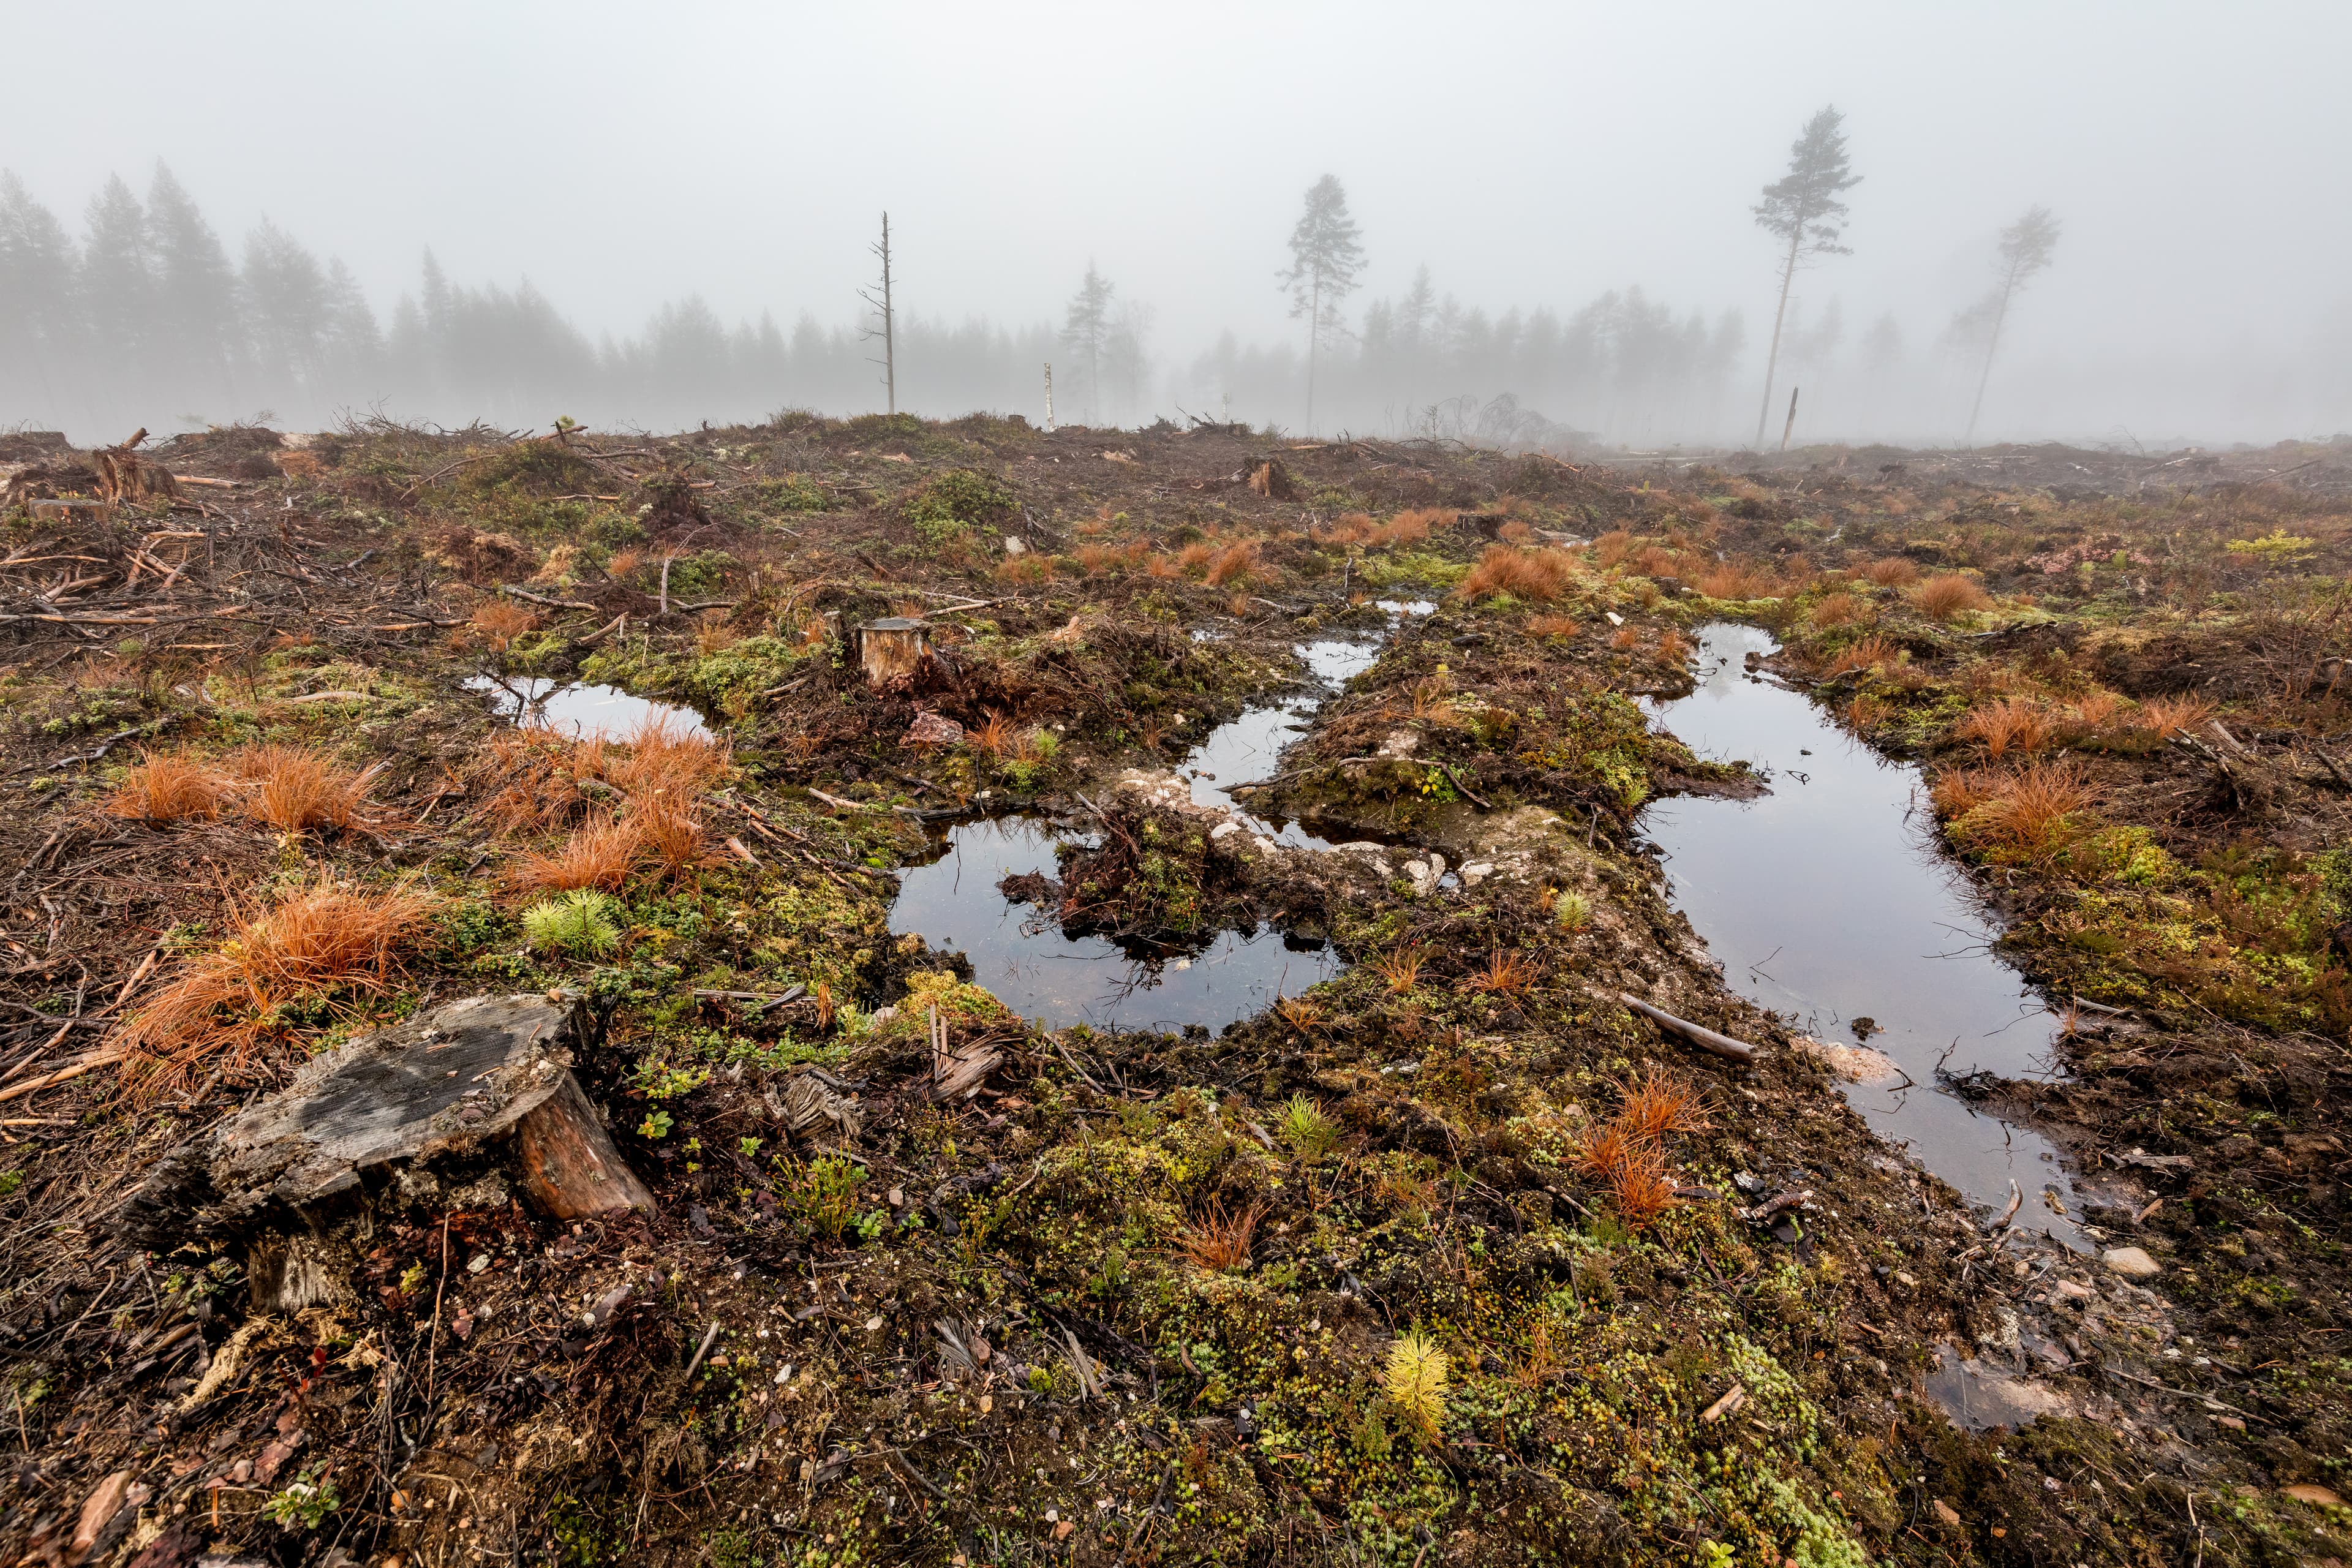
[1003,535,1027,556]
[1209,822,1242,841]
[1460,862,1496,887]
[2102,1246,2161,1278]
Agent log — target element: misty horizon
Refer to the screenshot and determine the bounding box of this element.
[4,1,2348,449]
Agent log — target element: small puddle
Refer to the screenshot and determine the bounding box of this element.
[890,604,1431,1031]
[1922,1344,2081,1432]
[467,676,711,742]
[1643,624,2083,1243]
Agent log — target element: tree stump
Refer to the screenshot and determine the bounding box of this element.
[120,995,651,1310]
[858,617,932,687]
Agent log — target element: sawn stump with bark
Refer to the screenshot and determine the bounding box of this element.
[119,994,651,1310]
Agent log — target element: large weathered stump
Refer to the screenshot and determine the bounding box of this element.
[120,995,650,1308]
[858,617,931,687]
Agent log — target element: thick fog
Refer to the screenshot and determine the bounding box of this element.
[4,0,2346,449]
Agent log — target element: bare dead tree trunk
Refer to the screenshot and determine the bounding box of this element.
[861,213,897,416]
[1780,386,1801,452]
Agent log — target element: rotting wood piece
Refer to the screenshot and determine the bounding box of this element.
[119,995,650,1306]
[858,617,932,687]
[1617,992,1759,1065]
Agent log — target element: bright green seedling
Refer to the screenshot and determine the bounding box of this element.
[522,888,622,957]
[1382,1332,1450,1440]
[1278,1093,1338,1159]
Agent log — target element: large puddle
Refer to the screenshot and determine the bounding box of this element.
[465,675,711,741]
[888,614,1423,1033]
[1643,624,2082,1240]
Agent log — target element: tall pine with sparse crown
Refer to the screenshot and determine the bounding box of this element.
[1278,174,1365,436]
[1751,107,1860,448]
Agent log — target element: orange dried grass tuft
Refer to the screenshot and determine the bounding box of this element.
[106,752,229,823]
[1615,1064,1709,1145]
[633,798,714,883]
[116,876,439,1101]
[1461,544,1575,603]
[1592,530,1633,570]
[2135,693,2216,739]
[1176,1199,1263,1272]
[1947,760,2098,860]
[504,814,644,893]
[1527,613,1582,639]
[1863,557,1920,587]
[1807,591,1863,629]
[228,745,380,833]
[1915,573,1991,621]
[464,599,541,652]
[1207,541,1259,586]
[1825,634,1899,678]
[1371,946,1426,994]
[1954,697,2053,760]
[1466,948,1538,997]
[1609,624,1643,652]
[1656,627,1694,663]
[1697,560,1779,600]
[605,716,727,798]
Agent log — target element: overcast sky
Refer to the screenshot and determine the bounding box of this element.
[7,1,2349,436]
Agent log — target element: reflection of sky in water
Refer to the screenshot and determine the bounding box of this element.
[889,616,1428,1032]
[1642,624,2081,1241]
[888,818,1335,1034]
[465,676,709,742]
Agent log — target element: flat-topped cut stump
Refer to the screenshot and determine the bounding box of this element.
[121,995,650,1306]
[858,617,931,687]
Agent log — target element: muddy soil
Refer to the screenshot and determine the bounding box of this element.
[0,418,2346,1567]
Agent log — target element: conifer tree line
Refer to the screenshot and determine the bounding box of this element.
[0,149,2101,447]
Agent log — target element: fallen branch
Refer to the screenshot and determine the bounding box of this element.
[498,584,600,613]
[1438,763,1492,809]
[1616,993,1758,1065]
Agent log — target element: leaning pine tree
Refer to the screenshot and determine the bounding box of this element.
[1278,174,1366,437]
[1751,107,1861,448]
[1959,205,2062,445]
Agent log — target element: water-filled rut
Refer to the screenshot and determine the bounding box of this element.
[1643,624,2081,1240]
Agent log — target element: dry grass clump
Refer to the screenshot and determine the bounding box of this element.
[1632,544,1686,578]
[1840,694,1894,732]
[1461,545,1577,603]
[2065,687,2128,731]
[2133,693,2217,739]
[483,729,609,833]
[1915,573,1992,621]
[605,716,728,798]
[1656,627,1694,663]
[505,814,644,893]
[1937,760,2098,861]
[1319,508,1454,548]
[1608,624,1643,652]
[461,598,541,652]
[1076,540,1148,576]
[1954,697,2054,760]
[1207,541,1258,586]
[1697,560,1779,600]
[1526,612,1582,639]
[1863,556,1920,587]
[631,799,714,884]
[1824,633,1899,678]
[116,876,439,1100]
[1575,1066,1707,1228]
[105,752,229,823]
[1176,1199,1262,1272]
[1371,946,1426,994]
[1466,948,1538,997]
[1807,591,1863,629]
[228,745,381,833]
[1592,530,1633,570]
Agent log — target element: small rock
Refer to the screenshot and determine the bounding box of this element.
[2282,1483,2345,1508]
[1209,821,1242,841]
[904,711,964,748]
[2054,1278,2095,1300]
[1002,535,1027,556]
[1460,861,1496,887]
[2101,1246,2161,1278]
[1932,1499,1962,1528]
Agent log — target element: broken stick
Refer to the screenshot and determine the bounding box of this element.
[1617,993,1758,1065]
